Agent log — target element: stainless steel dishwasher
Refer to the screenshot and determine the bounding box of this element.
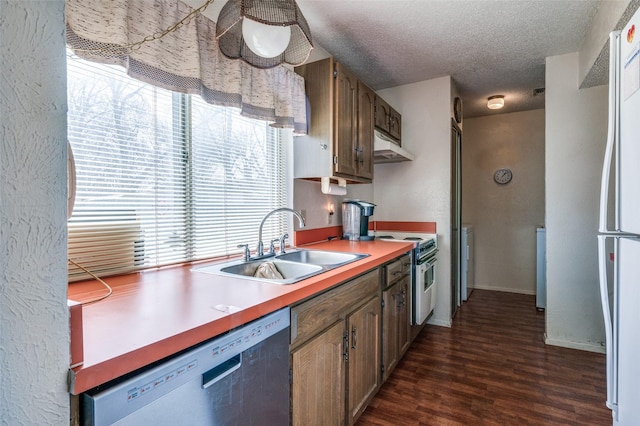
[82,308,290,426]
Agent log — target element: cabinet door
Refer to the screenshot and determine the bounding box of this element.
[374,96,390,133]
[292,321,345,426]
[357,81,374,180]
[382,283,399,383]
[398,276,411,356]
[347,296,381,425]
[389,107,401,141]
[334,62,358,178]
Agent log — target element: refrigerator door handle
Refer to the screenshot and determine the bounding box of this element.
[597,235,616,413]
[599,31,621,233]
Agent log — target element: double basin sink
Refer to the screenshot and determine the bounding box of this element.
[193,249,369,284]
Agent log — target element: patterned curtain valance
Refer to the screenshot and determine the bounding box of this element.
[65,0,307,134]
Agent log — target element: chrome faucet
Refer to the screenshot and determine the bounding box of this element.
[256,208,305,257]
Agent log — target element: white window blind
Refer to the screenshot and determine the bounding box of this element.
[67,54,287,281]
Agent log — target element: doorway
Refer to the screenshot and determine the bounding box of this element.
[451,119,462,319]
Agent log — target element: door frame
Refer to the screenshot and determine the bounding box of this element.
[451,119,462,320]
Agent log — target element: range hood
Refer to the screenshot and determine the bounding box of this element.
[373,130,415,163]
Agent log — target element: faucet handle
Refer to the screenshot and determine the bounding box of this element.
[278,233,289,255]
[269,238,279,255]
[237,244,250,262]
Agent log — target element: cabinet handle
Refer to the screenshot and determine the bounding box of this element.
[343,330,349,361]
[352,326,357,349]
[355,147,364,165]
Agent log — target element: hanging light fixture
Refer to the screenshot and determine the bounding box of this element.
[487,95,505,110]
[216,0,313,69]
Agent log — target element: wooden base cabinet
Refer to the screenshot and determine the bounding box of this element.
[290,270,381,426]
[397,277,411,355]
[291,321,345,426]
[347,296,381,425]
[381,254,411,382]
[382,276,410,382]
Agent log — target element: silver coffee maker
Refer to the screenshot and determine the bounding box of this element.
[342,200,376,240]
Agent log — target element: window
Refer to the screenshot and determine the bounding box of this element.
[67,54,289,281]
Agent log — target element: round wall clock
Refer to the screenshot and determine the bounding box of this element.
[493,168,512,184]
[454,97,463,124]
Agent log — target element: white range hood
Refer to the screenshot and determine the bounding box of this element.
[373,130,415,163]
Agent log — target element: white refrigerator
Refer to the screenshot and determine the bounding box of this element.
[598,10,640,426]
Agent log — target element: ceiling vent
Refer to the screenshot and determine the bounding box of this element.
[533,87,545,97]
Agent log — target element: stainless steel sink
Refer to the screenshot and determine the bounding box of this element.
[193,249,369,284]
[275,249,368,267]
[194,259,323,284]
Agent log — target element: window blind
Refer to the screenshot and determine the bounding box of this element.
[67,54,287,281]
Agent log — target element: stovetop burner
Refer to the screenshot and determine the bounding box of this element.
[374,231,438,261]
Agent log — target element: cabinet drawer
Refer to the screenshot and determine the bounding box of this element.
[291,269,380,348]
[384,253,411,286]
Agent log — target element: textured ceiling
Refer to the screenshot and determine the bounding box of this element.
[294,0,602,118]
[190,0,607,118]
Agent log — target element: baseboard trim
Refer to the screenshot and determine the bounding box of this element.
[471,285,536,296]
[427,317,452,328]
[544,334,606,354]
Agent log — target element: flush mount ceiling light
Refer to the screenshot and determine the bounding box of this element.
[487,95,505,110]
[216,0,313,69]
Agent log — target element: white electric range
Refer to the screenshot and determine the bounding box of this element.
[375,232,438,325]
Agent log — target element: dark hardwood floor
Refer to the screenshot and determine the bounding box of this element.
[357,289,611,426]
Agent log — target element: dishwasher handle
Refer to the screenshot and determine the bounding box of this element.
[202,354,242,389]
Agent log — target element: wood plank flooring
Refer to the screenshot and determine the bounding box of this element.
[357,289,611,426]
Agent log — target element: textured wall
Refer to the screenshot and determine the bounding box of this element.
[462,110,545,294]
[545,52,607,352]
[293,178,373,230]
[374,76,453,327]
[0,1,70,423]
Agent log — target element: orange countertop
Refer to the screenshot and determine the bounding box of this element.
[68,239,414,394]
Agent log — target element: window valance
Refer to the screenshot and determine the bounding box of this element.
[65,0,307,134]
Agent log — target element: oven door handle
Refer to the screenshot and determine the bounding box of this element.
[418,256,437,267]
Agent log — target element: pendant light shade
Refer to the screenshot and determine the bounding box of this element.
[487,95,505,109]
[216,0,313,69]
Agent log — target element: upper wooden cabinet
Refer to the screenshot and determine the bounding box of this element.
[294,58,374,183]
[388,107,401,141]
[356,80,375,181]
[374,95,402,144]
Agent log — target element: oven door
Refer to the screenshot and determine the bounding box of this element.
[414,254,436,325]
